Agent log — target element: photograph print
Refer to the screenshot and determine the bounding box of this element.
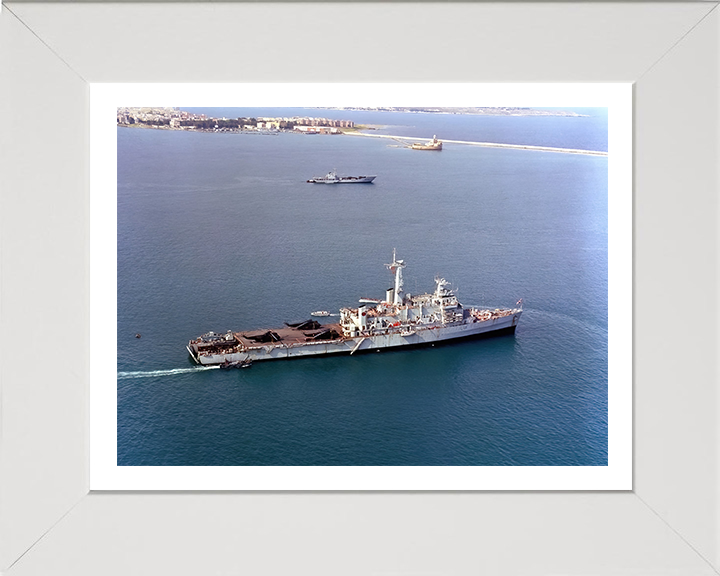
[116,101,613,475]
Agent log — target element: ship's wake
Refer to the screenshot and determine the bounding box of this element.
[117,366,220,380]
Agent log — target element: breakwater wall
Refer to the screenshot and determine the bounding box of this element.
[344,132,608,156]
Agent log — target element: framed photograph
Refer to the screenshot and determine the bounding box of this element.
[2,2,718,574]
[91,83,631,491]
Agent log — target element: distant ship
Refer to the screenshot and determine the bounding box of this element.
[187,252,522,365]
[307,170,376,184]
[411,135,443,151]
[311,310,330,317]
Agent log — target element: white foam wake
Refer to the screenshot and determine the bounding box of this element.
[117,366,220,380]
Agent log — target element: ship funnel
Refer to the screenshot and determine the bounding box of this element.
[358,305,367,329]
[386,288,394,304]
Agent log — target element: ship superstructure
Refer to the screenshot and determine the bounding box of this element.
[187,252,522,365]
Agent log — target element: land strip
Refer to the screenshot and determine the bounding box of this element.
[323,106,588,117]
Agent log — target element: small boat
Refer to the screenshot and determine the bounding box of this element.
[307,170,376,184]
[411,135,442,151]
[220,358,253,369]
[311,310,330,317]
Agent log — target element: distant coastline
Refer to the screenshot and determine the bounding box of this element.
[117,107,357,134]
[116,107,605,155]
[318,106,589,117]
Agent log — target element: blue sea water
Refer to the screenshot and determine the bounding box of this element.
[117,108,608,466]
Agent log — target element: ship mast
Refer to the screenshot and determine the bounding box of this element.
[385,249,406,306]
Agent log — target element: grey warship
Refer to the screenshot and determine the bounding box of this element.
[187,252,522,364]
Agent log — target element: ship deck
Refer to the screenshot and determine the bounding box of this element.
[235,323,344,348]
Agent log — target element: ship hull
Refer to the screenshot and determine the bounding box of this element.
[338,176,376,183]
[191,311,520,365]
[308,176,376,184]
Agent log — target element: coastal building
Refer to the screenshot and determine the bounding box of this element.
[117,108,354,133]
[293,126,321,134]
[292,117,354,128]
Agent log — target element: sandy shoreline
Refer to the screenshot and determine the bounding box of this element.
[344,132,608,156]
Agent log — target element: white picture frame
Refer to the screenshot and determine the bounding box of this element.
[1,2,718,574]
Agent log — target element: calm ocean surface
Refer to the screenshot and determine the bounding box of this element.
[117,108,608,466]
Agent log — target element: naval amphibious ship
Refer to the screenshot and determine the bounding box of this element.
[187,252,522,365]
